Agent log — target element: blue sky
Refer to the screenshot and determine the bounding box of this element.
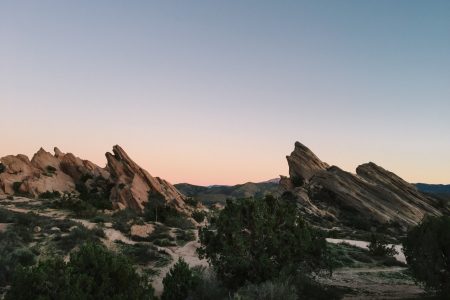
[1,1,449,185]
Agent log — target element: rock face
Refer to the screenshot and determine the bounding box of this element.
[106,145,186,211]
[0,149,75,196]
[287,142,329,185]
[283,142,441,229]
[0,145,186,212]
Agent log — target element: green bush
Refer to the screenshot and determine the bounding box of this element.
[112,208,139,233]
[198,196,329,289]
[367,233,398,257]
[46,165,57,173]
[75,182,113,210]
[185,197,199,207]
[175,229,196,246]
[50,197,98,218]
[55,225,103,252]
[233,280,297,300]
[162,258,201,300]
[145,192,194,229]
[12,181,23,194]
[117,241,171,266]
[5,257,70,300]
[403,216,450,295]
[39,190,61,199]
[187,269,228,300]
[192,210,206,223]
[6,242,155,300]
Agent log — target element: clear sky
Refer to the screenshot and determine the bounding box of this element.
[1,1,449,185]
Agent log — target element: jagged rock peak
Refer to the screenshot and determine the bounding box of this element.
[54,147,64,157]
[286,141,329,184]
[106,145,186,212]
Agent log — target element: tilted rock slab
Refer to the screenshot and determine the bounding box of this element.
[284,142,441,228]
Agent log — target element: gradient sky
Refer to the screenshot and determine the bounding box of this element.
[1,1,449,185]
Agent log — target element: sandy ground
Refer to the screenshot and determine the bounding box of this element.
[152,231,209,297]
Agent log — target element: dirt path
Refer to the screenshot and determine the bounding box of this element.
[152,231,208,297]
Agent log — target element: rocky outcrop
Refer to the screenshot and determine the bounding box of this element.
[106,145,186,211]
[0,145,186,213]
[287,142,329,185]
[0,149,75,196]
[283,142,441,230]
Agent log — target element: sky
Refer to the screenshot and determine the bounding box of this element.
[1,1,449,185]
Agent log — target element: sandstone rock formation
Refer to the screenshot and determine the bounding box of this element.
[0,145,186,212]
[0,149,75,196]
[106,145,186,211]
[282,142,441,229]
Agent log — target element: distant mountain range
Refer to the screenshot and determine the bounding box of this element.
[415,183,450,195]
[175,180,281,207]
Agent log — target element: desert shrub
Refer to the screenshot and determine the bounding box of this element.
[75,182,113,210]
[187,269,228,300]
[403,216,450,295]
[165,214,195,230]
[367,233,398,257]
[192,210,206,223]
[153,238,177,247]
[0,208,15,223]
[5,257,70,300]
[39,190,61,199]
[10,248,36,267]
[0,162,5,173]
[162,258,201,300]
[198,196,329,289]
[0,232,35,287]
[50,196,98,218]
[185,197,199,207]
[55,225,102,252]
[175,229,196,246]
[145,193,194,229]
[46,165,57,173]
[117,241,171,266]
[112,208,139,233]
[291,274,344,300]
[6,242,155,300]
[12,181,23,194]
[234,280,297,300]
[91,214,111,223]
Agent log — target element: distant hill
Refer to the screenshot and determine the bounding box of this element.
[175,181,282,207]
[415,183,450,196]
[415,183,450,206]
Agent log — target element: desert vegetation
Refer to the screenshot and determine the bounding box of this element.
[403,215,450,297]
[5,242,155,300]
